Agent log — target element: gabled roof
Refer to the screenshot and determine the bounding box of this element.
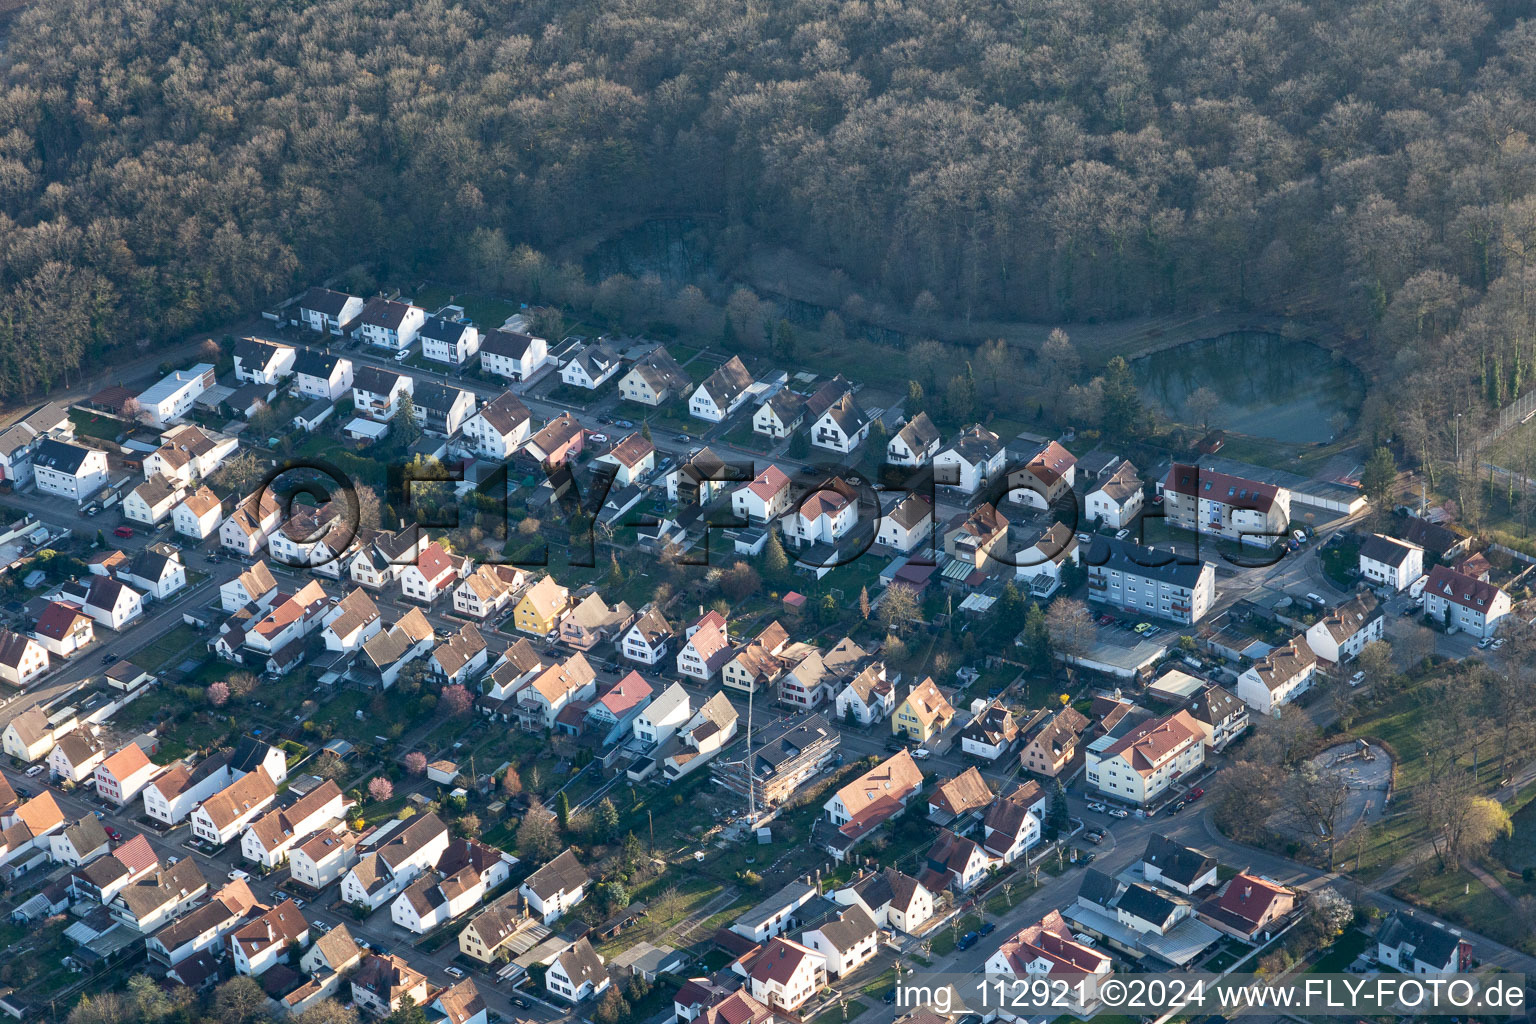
[528,413,584,456]
[1142,833,1217,888]
[433,623,487,678]
[1247,636,1317,691]
[554,936,606,989]
[816,392,869,436]
[740,464,791,503]
[799,477,858,521]
[1315,592,1381,644]
[1165,463,1281,513]
[524,849,590,902]
[245,781,343,852]
[833,749,923,823]
[893,412,941,453]
[98,742,154,782]
[0,628,41,670]
[625,346,690,393]
[353,365,409,397]
[942,424,1002,464]
[417,315,474,345]
[231,899,308,959]
[472,391,531,438]
[199,768,275,829]
[528,653,595,704]
[809,904,877,952]
[1203,872,1292,929]
[328,588,382,640]
[929,767,993,818]
[886,493,933,531]
[605,432,655,469]
[33,438,100,475]
[1098,711,1204,775]
[804,375,854,420]
[1022,440,1077,487]
[292,348,346,379]
[480,328,543,360]
[299,287,357,317]
[594,671,652,717]
[1423,564,1507,615]
[626,606,672,647]
[234,338,291,372]
[180,485,223,518]
[357,297,419,331]
[993,909,1110,979]
[747,937,822,985]
[115,858,207,920]
[1090,460,1142,502]
[899,677,954,728]
[1375,910,1462,966]
[981,782,1042,854]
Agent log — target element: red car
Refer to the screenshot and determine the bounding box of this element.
[103,825,122,842]
[1097,614,1114,626]
[113,526,134,538]
[1187,787,1205,801]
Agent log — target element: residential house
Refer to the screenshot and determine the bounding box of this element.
[220,490,282,557]
[348,529,427,591]
[676,614,731,682]
[33,439,109,503]
[780,637,865,711]
[291,348,353,400]
[285,924,365,1013]
[356,298,425,350]
[414,380,476,438]
[660,693,739,781]
[1014,522,1080,595]
[173,486,224,539]
[144,879,259,967]
[732,465,792,523]
[520,848,590,925]
[1009,440,1077,511]
[446,565,521,622]
[1085,536,1216,625]
[835,664,894,724]
[1197,873,1297,942]
[460,391,532,460]
[893,677,955,743]
[95,742,162,806]
[618,346,690,405]
[1420,564,1512,639]
[547,937,609,1002]
[712,715,838,811]
[288,828,363,891]
[747,937,826,1013]
[943,502,1010,574]
[1141,834,1218,896]
[1236,636,1319,714]
[418,316,481,366]
[801,906,878,977]
[667,447,735,505]
[1184,684,1249,751]
[390,839,515,933]
[888,412,941,466]
[678,987,772,1024]
[134,364,215,426]
[297,287,364,334]
[47,732,104,784]
[458,891,538,964]
[69,832,157,906]
[429,979,488,1024]
[514,577,571,637]
[1306,592,1384,664]
[0,401,72,488]
[229,736,289,786]
[984,911,1111,1018]
[980,782,1045,864]
[119,549,187,601]
[230,899,309,976]
[322,588,384,653]
[833,868,934,934]
[561,340,623,389]
[2,707,68,762]
[352,366,414,421]
[354,608,436,689]
[689,355,755,422]
[960,701,1019,760]
[559,593,635,651]
[351,954,431,1018]
[632,683,691,746]
[525,412,585,468]
[32,601,93,657]
[109,858,209,933]
[1162,463,1291,547]
[923,828,998,892]
[518,654,597,729]
[0,630,48,688]
[584,671,654,746]
[1067,873,1221,968]
[1084,710,1205,805]
[142,756,236,826]
[878,493,933,554]
[239,781,346,869]
[233,338,296,384]
[220,561,279,614]
[823,750,923,857]
[147,426,243,485]
[1085,461,1145,529]
[786,477,860,548]
[1373,911,1469,974]
[809,392,871,454]
[400,541,469,604]
[235,579,329,663]
[340,813,451,912]
[595,432,656,487]
[934,425,1005,493]
[753,390,805,439]
[190,768,277,846]
[125,474,186,526]
[619,605,671,665]
[479,329,549,382]
[926,767,993,827]
[1359,534,1425,592]
[430,623,488,686]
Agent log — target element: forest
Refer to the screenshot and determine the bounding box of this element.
[2,0,1536,460]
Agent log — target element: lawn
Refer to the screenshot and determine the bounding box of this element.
[69,409,127,442]
[1391,866,1536,952]
[130,623,204,672]
[811,1000,867,1024]
[1320,535,1362,589]
[412,285,521,329]
[1307,928,1369,973]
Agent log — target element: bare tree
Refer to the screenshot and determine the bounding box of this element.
[1292,761,1351,870]
[1043,598,1095,660]
[879,583,921,635]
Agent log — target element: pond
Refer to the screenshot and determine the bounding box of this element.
[1131,331,1362,444]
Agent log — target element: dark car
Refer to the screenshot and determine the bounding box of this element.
[979,921,996,936]
[510,997,530,1010]
[102,653,118,664]
[1083,830,1105,844]
[956,931,979,951]
[1169,801,1186,815]
[885,737,908,752]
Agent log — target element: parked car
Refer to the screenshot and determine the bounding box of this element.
[14,787,28,799]
[1305,592,1325,606]
[113,526,134,538]
[102,653,118,664]
[510,997,530,1009]
[1107,807,1129,819]
[1169,801,1187,815]
[1115,528,1131,541]
[1187,787,1205,801]
[1133,622,1152,634]
[445,966,466,979]
[589,433,609,445]
[956,931,980,951]
[228,869,250,882]
[1097,614,1114,626]
[979,921,996,936]
[103,826,121,841]
[884,738,908,752]
[1292,529,1308,543]
[1349,671,1366,686]
[911,748,931,760]
[24,764,44,777]
[1085,801,1106,813]
[1082,830,1105,844]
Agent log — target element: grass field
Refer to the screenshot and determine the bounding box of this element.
[130,623,203,672]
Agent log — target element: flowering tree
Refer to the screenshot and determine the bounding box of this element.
[367,777,394,802]
[440,684,473,717]
[404,752,427,776]
[206,681,230,707]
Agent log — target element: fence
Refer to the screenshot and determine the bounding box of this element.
[1478,387,1536,451]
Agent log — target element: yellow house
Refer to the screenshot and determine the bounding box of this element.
[514,577,570,637]
[892,677,955,742]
